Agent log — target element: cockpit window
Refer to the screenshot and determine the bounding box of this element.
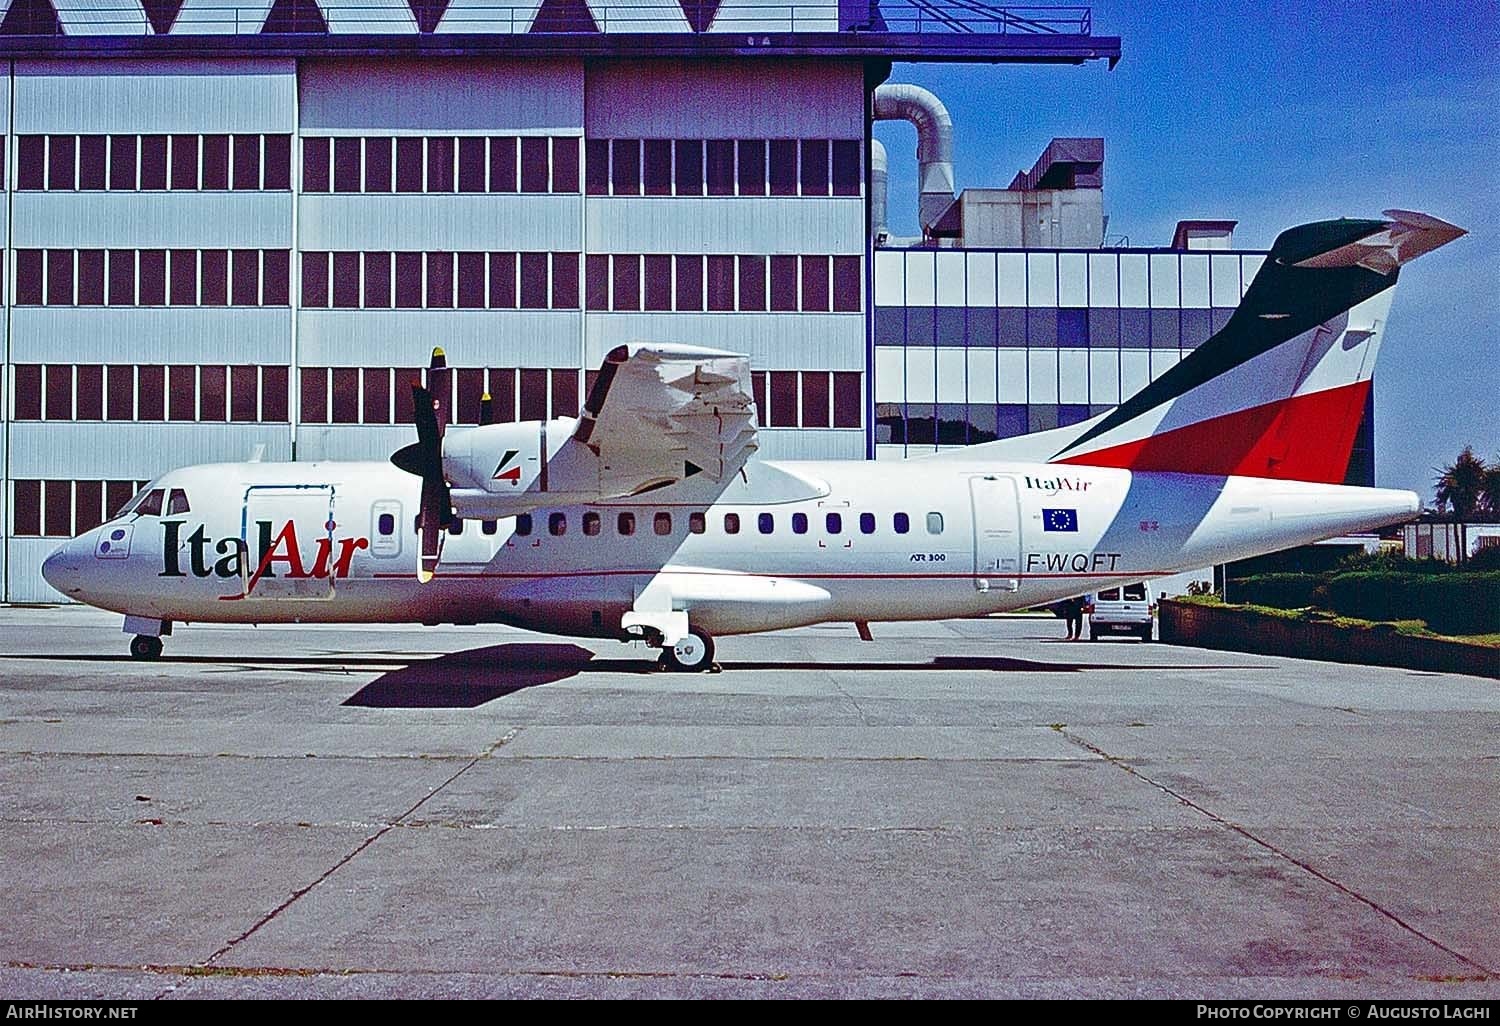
[136,488,165,516]
[166,488,190,515]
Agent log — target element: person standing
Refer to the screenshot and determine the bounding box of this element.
[1063,595,1086,640]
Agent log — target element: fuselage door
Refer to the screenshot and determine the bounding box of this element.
[240,485,338,600]
[370,500,403,558]
[970,475,1021,593]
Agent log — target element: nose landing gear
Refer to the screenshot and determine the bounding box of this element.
[123,615,170,661]
[129,635,163,661]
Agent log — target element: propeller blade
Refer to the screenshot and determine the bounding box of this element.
[401,375,452,584]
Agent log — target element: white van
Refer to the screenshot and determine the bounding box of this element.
[1086,582,1157,642]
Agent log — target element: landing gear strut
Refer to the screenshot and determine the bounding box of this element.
[129,635,163,661]
[661,629,715,673]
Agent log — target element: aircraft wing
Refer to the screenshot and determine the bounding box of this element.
[572,343,759,488]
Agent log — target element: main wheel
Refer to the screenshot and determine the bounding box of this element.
[129,635,163,661]
[663,630,715,672]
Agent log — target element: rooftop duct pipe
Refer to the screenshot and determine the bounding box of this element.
[873,83,955,238]
[870,138,889,246]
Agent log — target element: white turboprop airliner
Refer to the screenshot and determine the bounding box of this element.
[42,211,1464,669]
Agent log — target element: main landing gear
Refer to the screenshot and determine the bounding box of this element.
[661,629,716,673]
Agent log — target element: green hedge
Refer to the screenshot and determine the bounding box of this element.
[1322,572,1500,635]
[1231,573,1324,610]
[1230,570,1500,635]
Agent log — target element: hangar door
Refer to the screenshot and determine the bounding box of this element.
[970,475,1021,593]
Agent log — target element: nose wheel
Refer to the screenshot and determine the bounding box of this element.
[661,629,715,673]
[129,635,163,661]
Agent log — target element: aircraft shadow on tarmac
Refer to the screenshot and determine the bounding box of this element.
[339,643,1254,709]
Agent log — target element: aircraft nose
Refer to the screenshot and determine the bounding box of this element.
[41,536,85,597]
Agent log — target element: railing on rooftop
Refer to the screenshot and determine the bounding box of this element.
[0,1,1096,37]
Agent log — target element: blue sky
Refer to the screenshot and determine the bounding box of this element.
[875,1,1499,499]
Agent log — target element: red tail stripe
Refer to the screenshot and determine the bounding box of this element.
[1055,380,1371,484]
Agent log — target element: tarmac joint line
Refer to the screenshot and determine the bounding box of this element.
[1057,728,1499,981]
[151,726,524,1000]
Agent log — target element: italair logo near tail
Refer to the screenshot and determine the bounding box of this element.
[1048,210,1464,484]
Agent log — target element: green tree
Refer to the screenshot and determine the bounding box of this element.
[1481,457,1500,517]
[1434,446,1487,564]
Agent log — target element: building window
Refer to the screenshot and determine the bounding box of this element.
[333,136,361,193]
[801,372,829,428]
[519,252,549,309]
[612,254,640,311]
[109,135,137,190]
[490,136,517,192]
[706,256,735,312]
[553,137,579,193]
[79,136,107,189]
[643,139,672,196]
[770,372,798,428]
[674,139,703,196]
[675,255,703,312]
[611,139,640,196]
[770,256,798,312]
[644,254,672,311]
[706,139,734,196]
[396,137,423,192]
[198,365,226,421]
[769,140,797,196]
[140,135,168,190]
[520,136,550,193]
[833,372,861,429]
[307,136,333,192]
[364,136,392,192]
[801,256,830,312]
[458,136,485,192]
[738,255,767,312]
[738,139,766,196]
[800,139,829,196]
[302,251,330,309]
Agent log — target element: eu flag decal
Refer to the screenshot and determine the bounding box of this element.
[1043,508,1078,532]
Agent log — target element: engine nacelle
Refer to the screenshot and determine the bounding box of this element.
[442,418,689,519]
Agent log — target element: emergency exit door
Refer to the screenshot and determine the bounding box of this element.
[970,475,1021,592]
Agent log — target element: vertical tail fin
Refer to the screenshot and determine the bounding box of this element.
[1049,210,1464,482]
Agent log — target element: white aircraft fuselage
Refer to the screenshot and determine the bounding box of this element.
[42,456,1418,638]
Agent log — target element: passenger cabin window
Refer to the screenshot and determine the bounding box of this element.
[165,488,190,515]
[583,511,601,536]
[758,512,774,534]
[1123,584,1148,601]
[482,520,497,536]
[926,512,944,535]
[617,512,635,536]
[653,512,672,536]
[689,511,705,534]
[826,512,842,534]
[792,512,807,534]
[515,513,533,537]
[859,512,875,535]
[893,512,909,535]
[724,512,740,534]
[549,512,567,536]
[378,513,395,535]
[137,488,165,516]
[448,518,464,535]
